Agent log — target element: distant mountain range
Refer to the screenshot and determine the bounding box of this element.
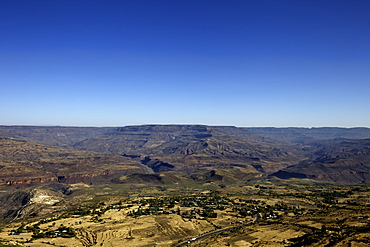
[1,125,370,184]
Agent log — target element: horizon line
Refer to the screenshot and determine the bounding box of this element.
[0,124,369,129]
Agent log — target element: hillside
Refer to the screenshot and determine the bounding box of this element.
[0,136,147,186]
[247,127,370,144]
[1,124,370,236]
[271,139,370,183]
[72,125,304,174]
[0,125,370,184]
[0,126,110,147]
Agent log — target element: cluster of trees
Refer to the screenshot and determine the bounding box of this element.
[127,207,180,217]
[232,202,301,218]
[10,223,75,239]
[31,226,76,239]
[71,201,129,217]
[127,193,234,219]
[125,193,306,220]
[181,208,217,218]
[307,189,354,205]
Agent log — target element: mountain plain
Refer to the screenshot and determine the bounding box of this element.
[1,125,370,246]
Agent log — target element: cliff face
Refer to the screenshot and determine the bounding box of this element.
[1,170,144,186]
[1,125,370,184]
[0,137,147,186]
[71,125,304,174]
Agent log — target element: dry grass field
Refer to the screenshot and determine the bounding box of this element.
[1,179,370,247]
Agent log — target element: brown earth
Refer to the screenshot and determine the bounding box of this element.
[0,136,147,186]
[2,181,370,247]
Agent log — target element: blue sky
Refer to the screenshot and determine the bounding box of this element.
[1,0,369,127]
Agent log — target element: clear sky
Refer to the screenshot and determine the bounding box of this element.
[1,0,369,127]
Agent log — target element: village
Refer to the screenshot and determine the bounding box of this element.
[5,190,302,244]
[2,183,370,246]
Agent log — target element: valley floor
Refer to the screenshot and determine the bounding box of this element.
[1,180,370,247]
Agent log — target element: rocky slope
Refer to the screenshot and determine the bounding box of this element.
[271,139,370,183]
[0,136,147,186]
[0,126,110,147]
[247,127,370,144]
[72,125,304,174]
[1,125,370,184]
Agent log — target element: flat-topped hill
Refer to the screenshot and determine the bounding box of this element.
[1,125,370,184]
